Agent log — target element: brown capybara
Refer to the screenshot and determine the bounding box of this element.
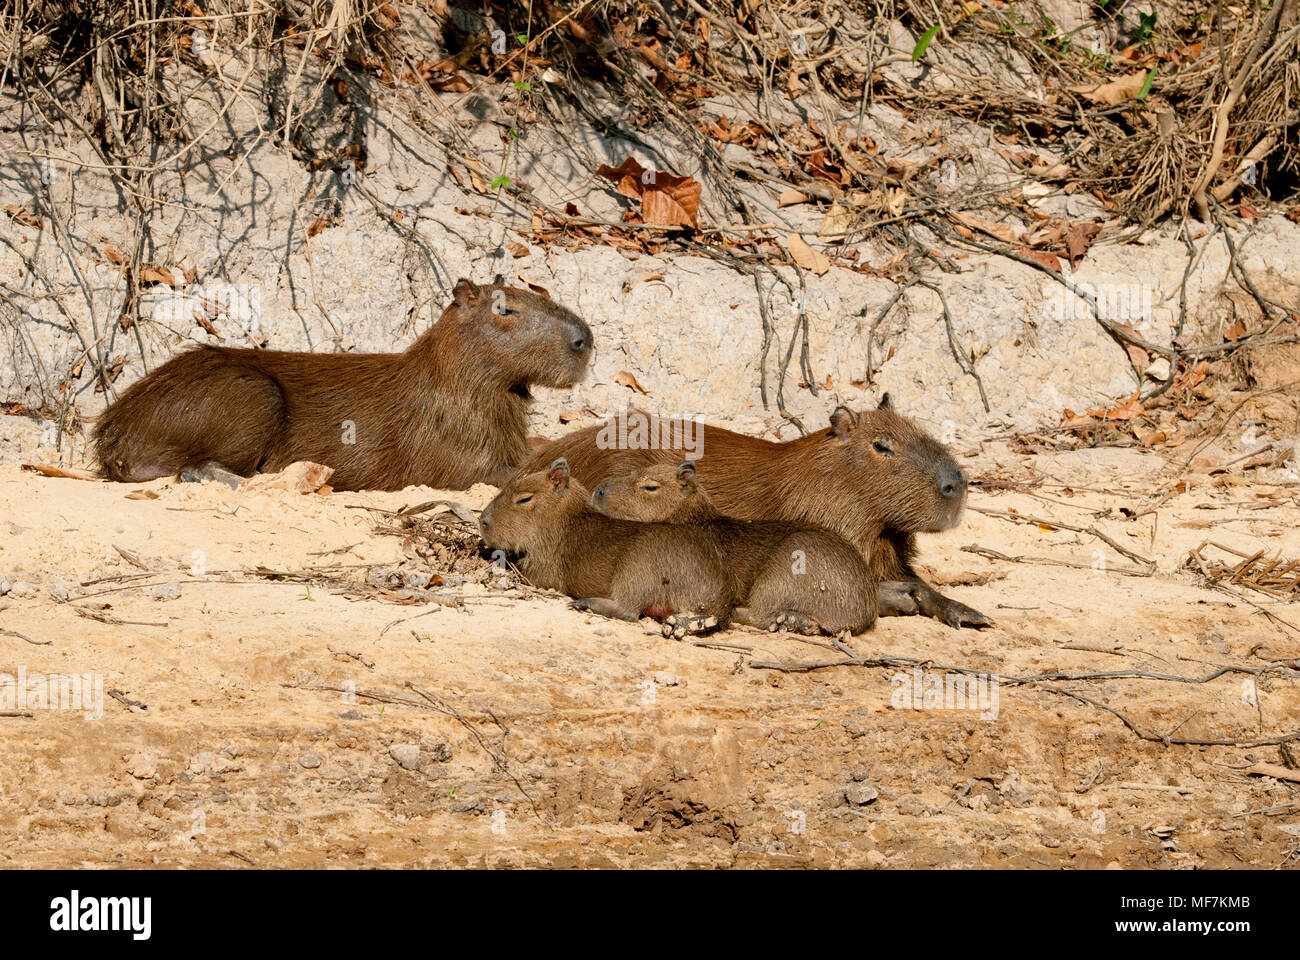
[592,461,876,635]
[478,458,732,637]
[93,280,592,490]
[523,396,989,628]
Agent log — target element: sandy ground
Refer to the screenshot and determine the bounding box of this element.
[1,414,1298,869]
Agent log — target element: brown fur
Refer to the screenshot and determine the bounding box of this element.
[93,280,592,490]
[479,459,732,631]
[592,462,876,635]
[524,397,990,627]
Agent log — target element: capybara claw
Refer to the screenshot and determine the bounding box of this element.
[771,610,822,635]
[941,601,994,629]
[663,613,719,638]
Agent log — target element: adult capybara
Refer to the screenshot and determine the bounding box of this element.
[479,459,732,637]
[592,461,876,635]
[524,396,989,628]
[93,280,592,490]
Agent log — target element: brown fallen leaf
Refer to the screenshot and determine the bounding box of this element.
[1112,323,1149,370]
[1017,246,1062,272]
[1223,318,1248,341]
[613,370,650,394]
[1086,395,1144,421]
[506,241,529,258]
[1065,221,1102,264]
[595,158,701,228]
[307,217,330,238]
[954,213,1019,244]
[4,204,42,229]
[778,189,809,207]
[125,489,161,500]
[622,271,665,294]
[787,234,830,275]
[818,203,854,238]
[104,246,126,265]
[1068,72,1149,105]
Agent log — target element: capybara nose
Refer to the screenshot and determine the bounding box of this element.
[569,321,592,354]
[939,466,966,500]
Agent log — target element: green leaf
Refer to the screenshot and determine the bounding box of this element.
[912,24,941,62]
[1136,12,1156,41]
[1136,65,1156,101]
[490,174,510,190]
[513,79,532,91]
[517,34,528,45]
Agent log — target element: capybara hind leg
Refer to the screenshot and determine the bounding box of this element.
[661,613,722,639]
[180,460,245,489]
[571,597,640,621]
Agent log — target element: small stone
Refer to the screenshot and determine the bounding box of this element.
[844,781,879,806]
[153,582,182,601]
[851,765,872,782]
[652,671,678,686]
[390,743,423,771]
[125,754,157,780]
[48,581,69,603]
[9,581,36,599]
[0,574,10,596]
[298,752,321,769]
[402,571,432,589]
[865,850,887,867]
[339,709,364,721]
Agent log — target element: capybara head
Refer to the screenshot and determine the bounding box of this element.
[447,279,592,388]
[592,460,706,522]
[822,395,967,533]
[479,458,583,554]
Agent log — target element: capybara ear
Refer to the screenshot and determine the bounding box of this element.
[829,406,857,439]
[452,278,482,306]
[491,273,506,286]
[676,461,698,493]
[878,392,894,410]
[548,458,570,491]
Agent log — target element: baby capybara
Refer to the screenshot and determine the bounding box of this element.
[94,280,592,490]
[592,461,876,635]
[524,396,989,628]
[479,458,732,637]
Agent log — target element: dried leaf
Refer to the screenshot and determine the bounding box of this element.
[614,370,650,394]
[4,204,42,229]
[1086,395,1145,421]
[787,234,830,275]
[778,189,809,207]
[506,241,529,258]
[1068,72,1149,105]
[307,217,330,238]
[595,158,701,228]
[1017,246,1062,272]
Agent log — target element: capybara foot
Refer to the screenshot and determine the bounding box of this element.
[570,597,639,622]
[661,613,720,639]
[879,580,992,628]
[766,610,824,635]
[180,460,245,489]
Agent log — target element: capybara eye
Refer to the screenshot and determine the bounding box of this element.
[640,484,660,492]
[872,439,895,456]
[515,494,533,505]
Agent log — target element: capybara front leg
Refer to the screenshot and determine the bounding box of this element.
[180,460,246,489]
[880,579,993,628]
[571,597,640,621]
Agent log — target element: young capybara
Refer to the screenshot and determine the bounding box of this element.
[523,396,990,628]
[479,458,732,637]
[93,279,592,490]
[592,461,876,635]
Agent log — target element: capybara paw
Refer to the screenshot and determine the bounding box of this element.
[767,610,823,635]
[939,599,994,629]
[877,581,921,617]
[661,613,720,638]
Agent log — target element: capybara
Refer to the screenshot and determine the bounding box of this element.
[93,280,592,490]
[478,458,732,637]
[524,396,989,628]
[592,461,876,635]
